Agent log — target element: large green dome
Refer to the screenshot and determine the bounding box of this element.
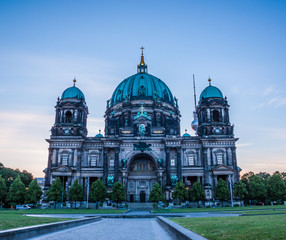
[110,72,174,106]
[200,81,223,100]
[61,85,85,101]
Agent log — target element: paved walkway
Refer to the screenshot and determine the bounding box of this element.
[26,210,241,219]
[29,218,174,240]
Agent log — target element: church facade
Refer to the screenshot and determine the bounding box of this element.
[44,52,240,202]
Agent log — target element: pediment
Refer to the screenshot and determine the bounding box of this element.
[54,165,72,172]
[212,164,233,171]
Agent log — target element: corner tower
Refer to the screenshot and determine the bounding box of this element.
[51,79,88,138]
[197,78,233,137]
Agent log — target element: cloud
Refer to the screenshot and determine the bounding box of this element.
[267,96,286,108]
[236,142,253,147]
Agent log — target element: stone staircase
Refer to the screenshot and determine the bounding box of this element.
[128,202,153,211]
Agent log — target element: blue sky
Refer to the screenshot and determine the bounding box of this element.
[0,0,285,177]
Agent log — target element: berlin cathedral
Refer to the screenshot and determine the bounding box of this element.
[44,50,240,202]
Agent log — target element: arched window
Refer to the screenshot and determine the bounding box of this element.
[213,110,220,122]
[90,153,99,167]
[61,152,69,165]
[65,111,72,123]
[215,151,224,165]
[186,151,196,166]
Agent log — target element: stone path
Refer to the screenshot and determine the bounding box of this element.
[29,218,174,240]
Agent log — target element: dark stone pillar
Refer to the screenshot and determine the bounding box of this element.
[44,148,52,189]
[103,148,108,185]
[114,148,119,182]
[232,147,239,183]
[166,147,171,186]
[177,147,182,181]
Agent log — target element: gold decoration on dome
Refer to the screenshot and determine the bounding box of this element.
[73,77,77,86]
[208,77,212,86]
[140,46,145,65]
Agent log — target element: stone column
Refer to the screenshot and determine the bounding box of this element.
[176,147,182,181]
[114,148,119,182]
[166,147,171,186]
[73,149,78,167]
[103,148,108,185]
[44,148,53,189]
[232,147,239,183]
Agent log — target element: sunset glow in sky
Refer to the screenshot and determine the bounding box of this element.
[0,0,285,177]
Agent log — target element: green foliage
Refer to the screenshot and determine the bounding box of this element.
[111,182,126,209]
[173,181,188,203]
[267,173,286,202]
[90,180,107,209]
[0,175,7,204]
[0,163,33,188]
[190,182,205,207]
[149,183,164,207]
[68,179,84,208]
[7,175,26,206]
[249,175,267,203]
[47,178,63,208]
[214,179,230,206]
[25,179,43,204]
[234,180,248,200]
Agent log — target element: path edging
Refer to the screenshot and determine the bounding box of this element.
[157,216,208,240]
[0,216,101,240]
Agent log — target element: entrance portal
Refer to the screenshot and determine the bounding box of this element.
[127,153,157,202]
[140,191,146,202]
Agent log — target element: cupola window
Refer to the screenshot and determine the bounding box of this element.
[171,158,175,166]
[213,110,220,122]
[65,111,72,123]
[138,85,145,96]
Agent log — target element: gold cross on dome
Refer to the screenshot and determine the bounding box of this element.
[140,46,144,55]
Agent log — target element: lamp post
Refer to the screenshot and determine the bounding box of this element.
[86,177,90,209]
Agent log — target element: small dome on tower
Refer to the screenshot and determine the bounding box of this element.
[199,78,223,100]
[183,129,191,137]
[61,79,85,100]
[95,130,103,138]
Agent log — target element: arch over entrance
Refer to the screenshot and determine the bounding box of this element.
[127,153,158,202]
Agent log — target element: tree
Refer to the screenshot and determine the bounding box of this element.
[19,170,33,187]
[173,181,188,203]
[249,175,267,204]
[190,182,205,207]
[110,182,126,209]
[47,177,63,209]
[7,175,26,207]
[90,179,107,209]
[25,179,43,204]
[214,179,230,206]
[267,173,286,202]
[0,175,7,207]
[68,179,84,208]
[234,180,248,201]
[149,183,164,208]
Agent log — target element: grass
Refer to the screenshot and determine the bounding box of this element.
[0,208,126,230]
[0,211,72,230]
[171,215,286,240]
[0,208,126,214]
[153,205,286,213]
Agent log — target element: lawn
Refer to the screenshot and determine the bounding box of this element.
[0,208,126,230]
[153,205,286,213]
[0,211,72,230]
[171,215,286,240]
